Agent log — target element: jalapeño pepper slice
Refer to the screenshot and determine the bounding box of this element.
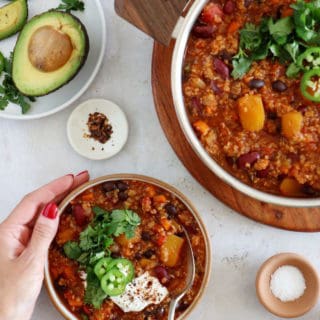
[109,258,135,283]
[297,48,320,71]
[100,268,127,296]
[94,257,113,280]
[300,68,320,102]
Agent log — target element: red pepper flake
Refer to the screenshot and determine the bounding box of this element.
[87,112,113,144]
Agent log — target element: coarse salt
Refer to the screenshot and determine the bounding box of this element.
[270,265,306,302]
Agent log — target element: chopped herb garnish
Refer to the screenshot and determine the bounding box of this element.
[232,0,320,80]
[57,0,85,12]
[0,52,35,114]
[63,208,141,308]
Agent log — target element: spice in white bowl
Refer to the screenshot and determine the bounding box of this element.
[270,265,306,302]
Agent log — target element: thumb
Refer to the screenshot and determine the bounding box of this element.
[28,202,59,258]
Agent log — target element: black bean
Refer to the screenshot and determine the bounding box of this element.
[272,80,287,92]
[219,50,233,61]
[249,78,265,89]
[256,169,269,178]
[102,181,117,192]
[118,191,128,201]
[116,181,129,191]
[177,301,190,312]
[111,252,121,259]
[164,203,177,218]
[302,184,320,196]
[237,152,260,169]
[268,111,278,120]
[143,249,155,259]
[134,252,143,260]
[141,231,152,241]
[226,156,236,166]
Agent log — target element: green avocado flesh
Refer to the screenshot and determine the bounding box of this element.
[12,10,89,97]
[0,0,28,40]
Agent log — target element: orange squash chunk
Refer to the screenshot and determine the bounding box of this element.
[238,94,265,131]
[160,234,185,267]
[281,111,303,139]
[280,178,303,197]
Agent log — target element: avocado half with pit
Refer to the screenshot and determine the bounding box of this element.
[0,0,28,40]
[12,10,89,97]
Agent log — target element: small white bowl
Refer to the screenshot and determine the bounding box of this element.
[67,99,129,160]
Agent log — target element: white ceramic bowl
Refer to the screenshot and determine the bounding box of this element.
[171,0,320,207]
[45,174,212,320]
[0,0,106,120]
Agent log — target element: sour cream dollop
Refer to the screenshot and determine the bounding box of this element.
[111,272,168,312]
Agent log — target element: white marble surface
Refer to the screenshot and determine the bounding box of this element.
[0,1,320,320]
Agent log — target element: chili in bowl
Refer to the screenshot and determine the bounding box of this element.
[44,174,211,320]
[172,0,320,207]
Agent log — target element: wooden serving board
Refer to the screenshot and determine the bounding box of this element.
[152,41,320,232]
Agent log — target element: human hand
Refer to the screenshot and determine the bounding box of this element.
[0,171,90,320]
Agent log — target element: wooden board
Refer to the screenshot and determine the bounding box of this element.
[152,41,320,232]
[114,0,189,45]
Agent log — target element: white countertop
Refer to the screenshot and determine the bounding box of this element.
[0,1,320,320]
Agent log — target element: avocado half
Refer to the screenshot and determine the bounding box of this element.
[0,0,28,40]
[12,10,89,97]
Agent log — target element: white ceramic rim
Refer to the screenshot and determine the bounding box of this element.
[1,0,106,121]
[44,174,212,320]
[171,0,320,208]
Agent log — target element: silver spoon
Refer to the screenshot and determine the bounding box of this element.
[168,226,196,320]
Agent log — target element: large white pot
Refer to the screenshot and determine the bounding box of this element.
[171,0,320,207]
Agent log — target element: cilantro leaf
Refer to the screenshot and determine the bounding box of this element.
[84,269,107,309]
[268,17,293,45]
[63,241,82,259]
[57,0,85,12]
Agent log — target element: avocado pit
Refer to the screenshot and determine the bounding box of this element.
[28,26,73,72]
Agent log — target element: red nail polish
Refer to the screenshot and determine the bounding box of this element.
[42,202,58,219]
[76,170,88,177]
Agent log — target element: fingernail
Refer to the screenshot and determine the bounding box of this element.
[76,170,88,177]
[66,174,74,178]
[42,202,58,220]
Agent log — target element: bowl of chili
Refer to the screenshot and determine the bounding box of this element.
[44,174,211,320]
[171,0,320,207]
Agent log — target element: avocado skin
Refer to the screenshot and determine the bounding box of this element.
[12,10,90,97]
[0,0,28,40]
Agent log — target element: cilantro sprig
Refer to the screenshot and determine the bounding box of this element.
[0,52,35,114]
[232,0,320,79]
[57,0,85,12]
[63,207,141,308]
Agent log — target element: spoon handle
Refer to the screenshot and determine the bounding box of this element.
[168,297,181,320]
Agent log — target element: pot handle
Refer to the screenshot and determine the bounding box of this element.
[114,0,190,45]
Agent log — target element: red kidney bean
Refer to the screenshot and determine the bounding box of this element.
[210,80,222,94]
[154,266,169,284]
[214,58,229,79]
[191,97,203,113]
[73,204,87,226]
[223,0,235,14]
[192,24,216,38]
[256,169,269,178]
[237,152,260,169]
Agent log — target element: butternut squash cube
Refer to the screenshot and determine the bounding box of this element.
[280,178,303,197]
[160,234,185,267]
[281,111,303,139]
[238,94,265,132]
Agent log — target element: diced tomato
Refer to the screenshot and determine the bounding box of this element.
[201,3,223,24]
